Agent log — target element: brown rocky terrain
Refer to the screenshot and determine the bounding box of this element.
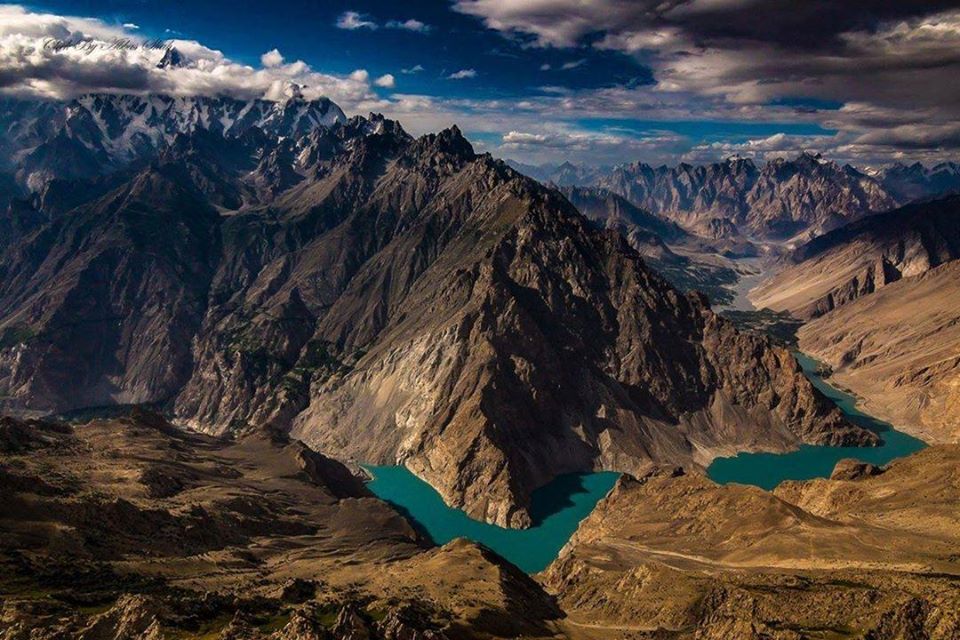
[3,414,956,640]
[751,195,960,319]
[797,260,960,443]
[281,144,873,528]
[0,101,876,529]
[0,413,564,639]
[594,154,895,241]
[542,446,960,639]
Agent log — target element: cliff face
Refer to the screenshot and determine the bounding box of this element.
[798,260,960,443]
[0,101,874,528]
[751,195,960,319]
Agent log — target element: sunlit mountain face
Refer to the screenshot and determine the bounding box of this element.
[1,3,959,640]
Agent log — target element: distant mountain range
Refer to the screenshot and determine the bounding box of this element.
[0,94,345,192]
[511,156,960,242]
[0,93,874,528]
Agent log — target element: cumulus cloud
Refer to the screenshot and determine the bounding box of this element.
[260,48,284,67]
[385,19,430,33]
[335,11,377,30]
[560,59,585,70]
[500,127,687,165]
[447,68,476,80]
[401,64,424,74]
[374,73,395,88]
[122,23,139,30]
[0,5,389,113]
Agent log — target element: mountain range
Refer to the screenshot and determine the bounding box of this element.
[0,93,875,528]
[512,156,960,242]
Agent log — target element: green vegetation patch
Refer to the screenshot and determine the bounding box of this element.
[0,324,37,349]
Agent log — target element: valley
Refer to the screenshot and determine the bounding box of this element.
[0,80,957,640]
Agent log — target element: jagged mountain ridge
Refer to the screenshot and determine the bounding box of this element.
[506,159,606,187]
[877,161,960,202]
[0,95,875,527]
[594,154,896,240]
[557,186,745,306]
[0,93,346,192]
[514,154,959,242]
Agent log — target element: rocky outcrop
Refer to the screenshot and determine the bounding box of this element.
[751,195,960,319]
[830,458,884,481]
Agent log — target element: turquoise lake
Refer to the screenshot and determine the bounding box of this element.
[364,467,620,573]
[707,352,927,489]
[366,353,926,573]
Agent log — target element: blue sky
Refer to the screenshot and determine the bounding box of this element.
[6,1,960,167]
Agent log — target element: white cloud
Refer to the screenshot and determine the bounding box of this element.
[0,5,389,113]
[386,19,430,33]
[401,64,424,74]
[540,63,551,70]
[260,48,284,67]
[500,127,687,165]
[374,73,395,88]
[447,68,476,80]
[453,0,960,163]
[123,22,139,30]
[335,11,377,30]
[560,59,585,70]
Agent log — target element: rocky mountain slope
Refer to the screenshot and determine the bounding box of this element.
[878,161,960,202]
[6,413,953,640]
[543,447,960,638]
[595,154,896,241]
[0,95,875,529]
[751,195,960,318]
[0,413,562,639]
[797,260,960,443]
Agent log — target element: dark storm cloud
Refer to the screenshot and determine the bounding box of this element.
[455,0,960,158]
